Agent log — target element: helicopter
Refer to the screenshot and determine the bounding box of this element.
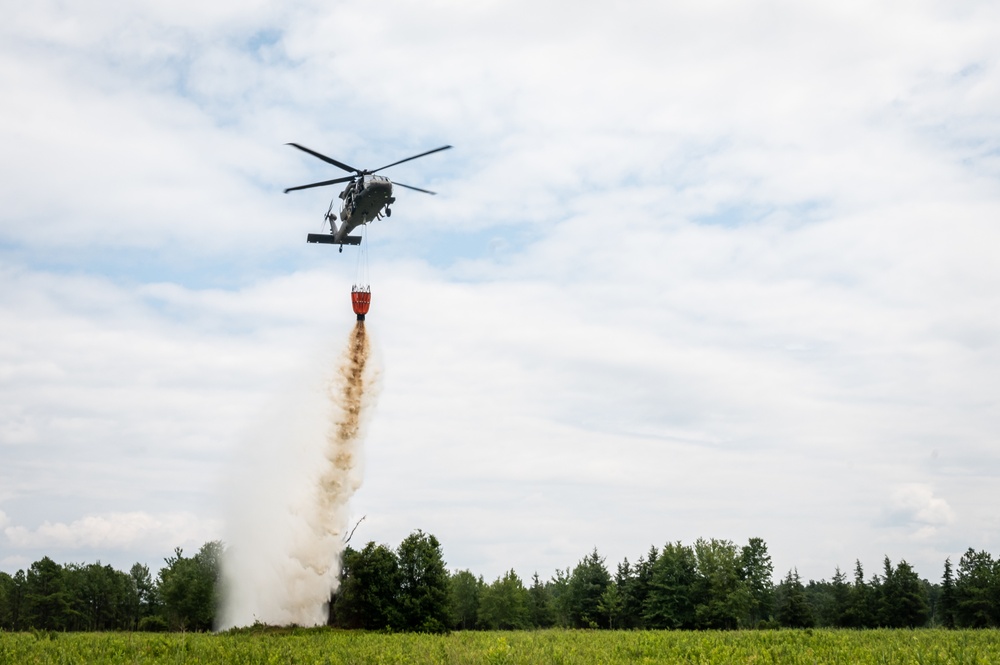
[284,142,452,251]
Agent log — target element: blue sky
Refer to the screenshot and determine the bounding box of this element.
[2,0,1000,591]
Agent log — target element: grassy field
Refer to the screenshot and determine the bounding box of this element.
[2,628,999,664]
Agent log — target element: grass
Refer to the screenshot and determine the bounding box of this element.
[2,628,999,664]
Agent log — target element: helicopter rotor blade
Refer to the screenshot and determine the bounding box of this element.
[392,181,437,195]
[372,145,452,174]
[286,143,359,174]
[284,176,355,193]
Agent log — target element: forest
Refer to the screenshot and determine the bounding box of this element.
[1,532,998,633]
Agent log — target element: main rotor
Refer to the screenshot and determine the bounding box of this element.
[283,143,452,195]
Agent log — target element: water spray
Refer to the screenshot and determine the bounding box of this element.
[218,310,379,629]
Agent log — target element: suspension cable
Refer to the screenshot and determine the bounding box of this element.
[353,222,370,290]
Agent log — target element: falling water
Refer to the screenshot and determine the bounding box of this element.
[218,321,378,629]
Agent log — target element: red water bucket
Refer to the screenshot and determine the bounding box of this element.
[351,286,371,320]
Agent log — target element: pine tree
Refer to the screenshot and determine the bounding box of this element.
[643,542,697,629]
[776,568,813,628]
[527,572,553,628]
[939,558,956,628]
[566,549,611,628]
[830,566,851,627]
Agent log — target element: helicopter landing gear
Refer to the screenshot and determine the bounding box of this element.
[386,207,392,217]
[338,245,343,253]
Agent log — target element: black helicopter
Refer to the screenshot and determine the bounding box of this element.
[284,143,451,251]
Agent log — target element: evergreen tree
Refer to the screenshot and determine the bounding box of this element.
[23,556,70,631]
[776,568,813,628]
[643,541,697,629]
[866,570,884,627]
[616,548,657,629]
[876,556,896,627]
[614,558,635,628]
[954,548,998,628]
[830,566,851,627]
[803,578,836,627]
[879,558,929,628]
[565,549,611,628]
[843,560,875,628]
[597,582,623,629]
[939,558,956,628]
[547,567,572,628]
[527,572,554,628]
[64,562,133,631]
[8,570,26,630]
[0,571,21,630]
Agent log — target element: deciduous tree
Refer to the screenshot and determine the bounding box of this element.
[692,538,751,630]
[448,569,482,630]
[129,563,158,630]
[333,542,400,630]
[397,530,450,633]
[739,537,774,627]
[157,541,222,631]
[478,570,529,630]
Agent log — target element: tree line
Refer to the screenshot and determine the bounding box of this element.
[0,542,220,632]
[1,532,998,632]
[332,535,999,632]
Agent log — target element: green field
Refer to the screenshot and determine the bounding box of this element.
[3,629,1000,664]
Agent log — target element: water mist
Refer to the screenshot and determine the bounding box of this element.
[218,322,378,629]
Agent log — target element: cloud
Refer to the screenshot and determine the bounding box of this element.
[883,484,956,529]
[4,511,220,552]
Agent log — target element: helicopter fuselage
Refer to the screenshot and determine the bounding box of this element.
[333,175,396,241]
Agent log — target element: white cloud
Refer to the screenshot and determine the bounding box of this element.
[884,484,956,528]
[4,511,220,552]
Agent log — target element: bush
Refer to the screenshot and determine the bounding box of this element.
[138,616,169,632]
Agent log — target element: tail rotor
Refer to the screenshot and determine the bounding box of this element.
[324,199,339,234]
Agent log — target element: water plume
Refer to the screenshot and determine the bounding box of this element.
[218,321,378,629]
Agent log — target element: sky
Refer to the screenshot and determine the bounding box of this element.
[2,0,999,587]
